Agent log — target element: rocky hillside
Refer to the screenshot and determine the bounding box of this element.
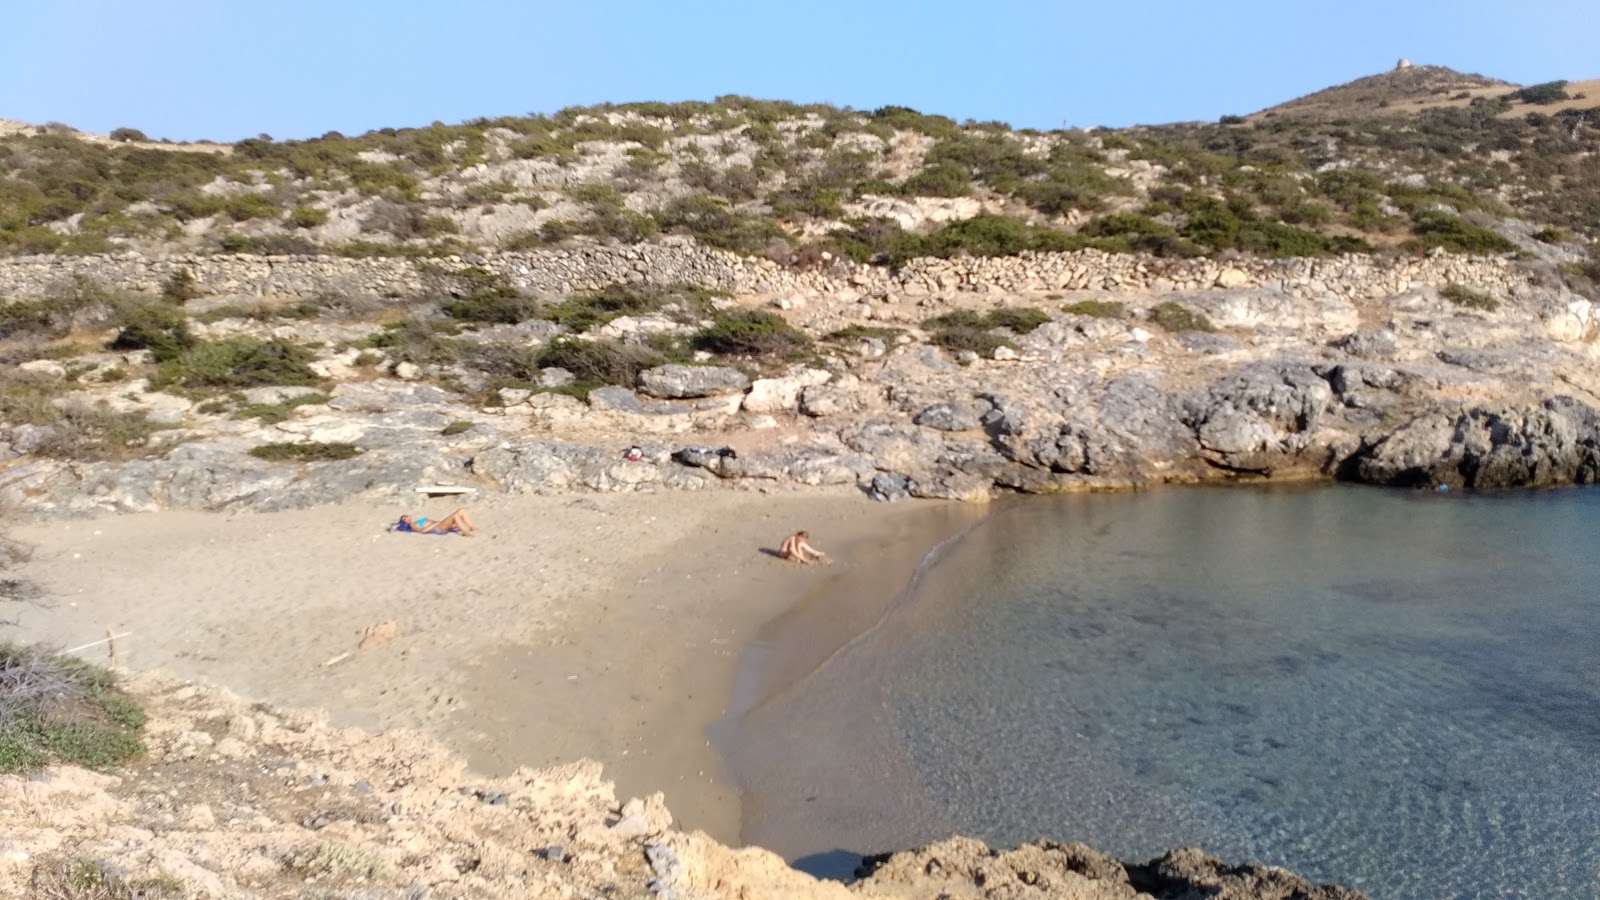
[2,66,1599,516]
[2,671,1364,899]
[2,241,1598,515]
[1,65,1596,267]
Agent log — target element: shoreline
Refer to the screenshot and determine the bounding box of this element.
[6,486,982,845]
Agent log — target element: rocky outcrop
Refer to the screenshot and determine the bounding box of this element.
[0,673,1365,900]
[3,245,1597,515]
[637,364,751,399]
[1344,397,1600,488]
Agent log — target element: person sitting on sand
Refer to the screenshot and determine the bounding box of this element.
[393,508,478,537]
[779,530,826,564]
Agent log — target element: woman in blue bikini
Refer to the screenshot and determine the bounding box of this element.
[394,508,478,536]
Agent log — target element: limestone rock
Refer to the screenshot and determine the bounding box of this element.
[1334,330,1401,359]
[17,359,66,379]
[1215,268,1251,289]
[637,365,750,399]
[742,369,831,414]
[914,402,982,433]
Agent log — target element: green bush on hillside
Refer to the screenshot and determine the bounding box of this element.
[922,313,1013,358]
[161,267,201,304]
[151,337,322,391]
[1063,299,1127,318]
[445,283,540,324]
[692,309,812,360]
[1440,282,1499,312]
[534,337,663,387]
[248,441,360,462]
[0,643,146,775]
[655,194,788,256]
[1408,211,1516,254]
[922,307,1051,357]
[289,206,330,229]
[1507,82,1570,106]
[107,302,195,361]
[539,284,719,333]
[1150,301,1215,333]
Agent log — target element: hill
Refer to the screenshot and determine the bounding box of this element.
[0,65,1595,276]
[1254,63,1512,119]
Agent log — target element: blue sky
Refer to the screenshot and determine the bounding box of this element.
[2,0,1595,141]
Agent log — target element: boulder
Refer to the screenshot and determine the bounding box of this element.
[868,473,912,502]
[799,385,858,418]
[587,386,645,413]
[17,359,66,380]
[637,365,750,399]
[1334,330,1401,359]
[914,402,982,432]
[742,369,832,414]
[1215,268,1251,289]
[241,386,324,405]
[540,367,575,388]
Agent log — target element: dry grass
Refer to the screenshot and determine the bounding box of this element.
[29,858,186,900]
[290,843,392,881]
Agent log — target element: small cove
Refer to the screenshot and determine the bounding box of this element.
[717,485,1600,898]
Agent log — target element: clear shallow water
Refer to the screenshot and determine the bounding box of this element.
[723,487,1600,899]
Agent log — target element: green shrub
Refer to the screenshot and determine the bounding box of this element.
[925,306,1051,333]
[986,307,1052,333]
[248,441,360,462]
[109,127,149,143]
[414,213,460,237]
[0,643,146,775]
[289,206,330,229]
[441,420,475,436]
[1440,282,1499,311]
[534,337,662,387]
[921,309,1039,357]
[1533,226,1571,244]
[654,194,789,255]
[824,324,905,343]
[927,324,1012,357]
[1408,211,1517,254]
[1150,301,1215,333]
[1508,81,1570,106]
[161,267,201,304]
[901,163,972,198]
[1219,115,1247,126]
[233,392,330,424]
[0,298,72,340]
[153,337,322,391]
[445,283,540,324]
[908,215,1094,263]
[691,309,812,360]
[107,302,195,362]
[538,284,700,332]
[223,192,278,221]
[0,398,167,462]
[1063,299,1127,318]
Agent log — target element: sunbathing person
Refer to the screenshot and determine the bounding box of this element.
[394,508,478,536]
[778,530,826,564]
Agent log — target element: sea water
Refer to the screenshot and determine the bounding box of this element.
[720,486,1600,899]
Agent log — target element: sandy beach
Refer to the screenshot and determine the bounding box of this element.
[8,485,986,843]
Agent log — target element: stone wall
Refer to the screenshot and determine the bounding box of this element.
[0,241,1529,304]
